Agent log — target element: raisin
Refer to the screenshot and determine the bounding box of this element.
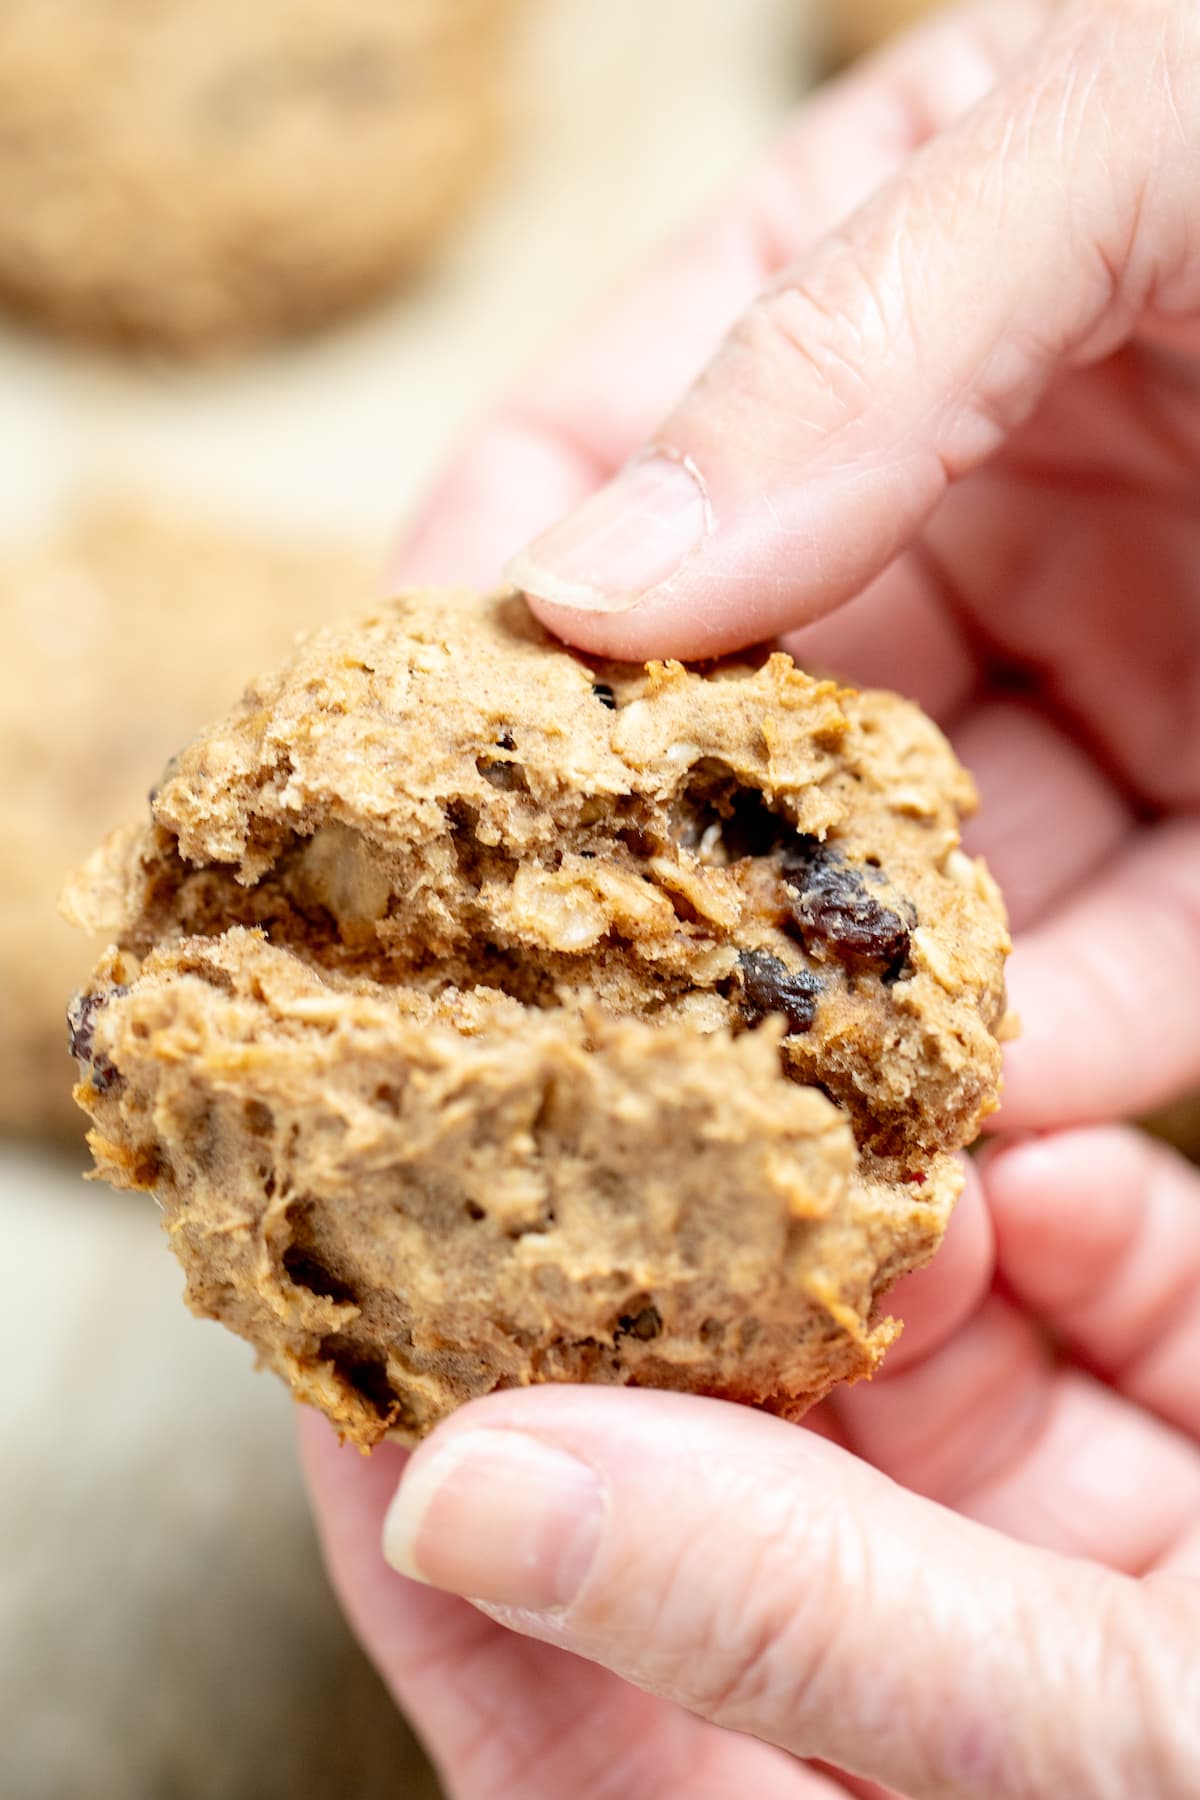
[89,1058,120,1095]
[591,682,618,710]
[66,992,102,1063]
[737,949,822,1035]
[66,989,126,1093]
[617,1304,662,1341]
[782,838,912,974]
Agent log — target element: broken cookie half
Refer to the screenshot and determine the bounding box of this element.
[65,590,1010,1446]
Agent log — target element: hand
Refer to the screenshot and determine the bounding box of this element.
[304,3,1200,1794]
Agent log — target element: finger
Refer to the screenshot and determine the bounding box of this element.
[965,1370,1200,1572]
[380,1387,1197,1798]
[299,1419,503,1745]
[300,1416,820,1800]
[778,550,978,725]
[834,1293,1200,1573]
[396,414,597,591]
[513,2,1200,658]
[1156,1520,1200,1579]
[393,0,1041,591]
[814,1774,907,1800]
[869,1157,993,1374]
[984,1126,1200,1438]
[996,818,1200,1130]
[953,698,1135,932]
[920,400,1200,812]
[835,1297,1047,1508]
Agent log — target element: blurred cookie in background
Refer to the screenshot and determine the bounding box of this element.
[0,500,373,1141]
[820,0,945,63]
[0,0,521,355]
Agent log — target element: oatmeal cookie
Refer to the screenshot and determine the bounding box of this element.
[67,590,1010,1442]
[0,501,371,1139]
[0,0,517,354]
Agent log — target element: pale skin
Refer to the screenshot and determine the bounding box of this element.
[301,3,1200,1794]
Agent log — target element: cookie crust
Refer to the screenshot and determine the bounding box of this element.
[68,590,1010,1443]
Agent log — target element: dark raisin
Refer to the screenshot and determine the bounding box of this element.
[66,988,126,1092]
[496,730,516,751]
[617,1305,662,1341]
[591,682,618,710]
[737,949,822,1035]
[89,1057,121,1095]
[781,837,912,974]
[67,992,103,1062]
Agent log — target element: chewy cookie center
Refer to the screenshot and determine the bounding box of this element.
[65,590,1010,1445]
[123,739,929,1151]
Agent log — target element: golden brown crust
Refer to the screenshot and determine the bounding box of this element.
[0,0,517,353]
[69,588,1010,1443]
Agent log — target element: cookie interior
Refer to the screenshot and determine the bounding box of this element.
[67,591,1010,1441]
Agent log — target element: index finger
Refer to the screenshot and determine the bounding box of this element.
[392,0,1039,590]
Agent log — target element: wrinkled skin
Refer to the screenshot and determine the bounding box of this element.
[303,3,1200,1795]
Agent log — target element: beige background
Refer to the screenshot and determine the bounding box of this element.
[0,4,813,1796]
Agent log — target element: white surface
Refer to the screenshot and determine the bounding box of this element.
[1,1151,431,1799]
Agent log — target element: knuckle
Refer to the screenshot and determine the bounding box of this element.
[1095,1574,1200,1796]
[675,1498,858,1738]
[730,251,903,430]
[1065,0,1199,116]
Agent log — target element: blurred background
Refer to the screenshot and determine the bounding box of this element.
[1,1,1193,1796]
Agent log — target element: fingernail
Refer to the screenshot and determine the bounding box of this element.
[505,450,711,613]
[382,1429,605,1611]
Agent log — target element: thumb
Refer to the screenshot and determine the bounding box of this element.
[381,1388,1198,1799]
[510,0,1200,660]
